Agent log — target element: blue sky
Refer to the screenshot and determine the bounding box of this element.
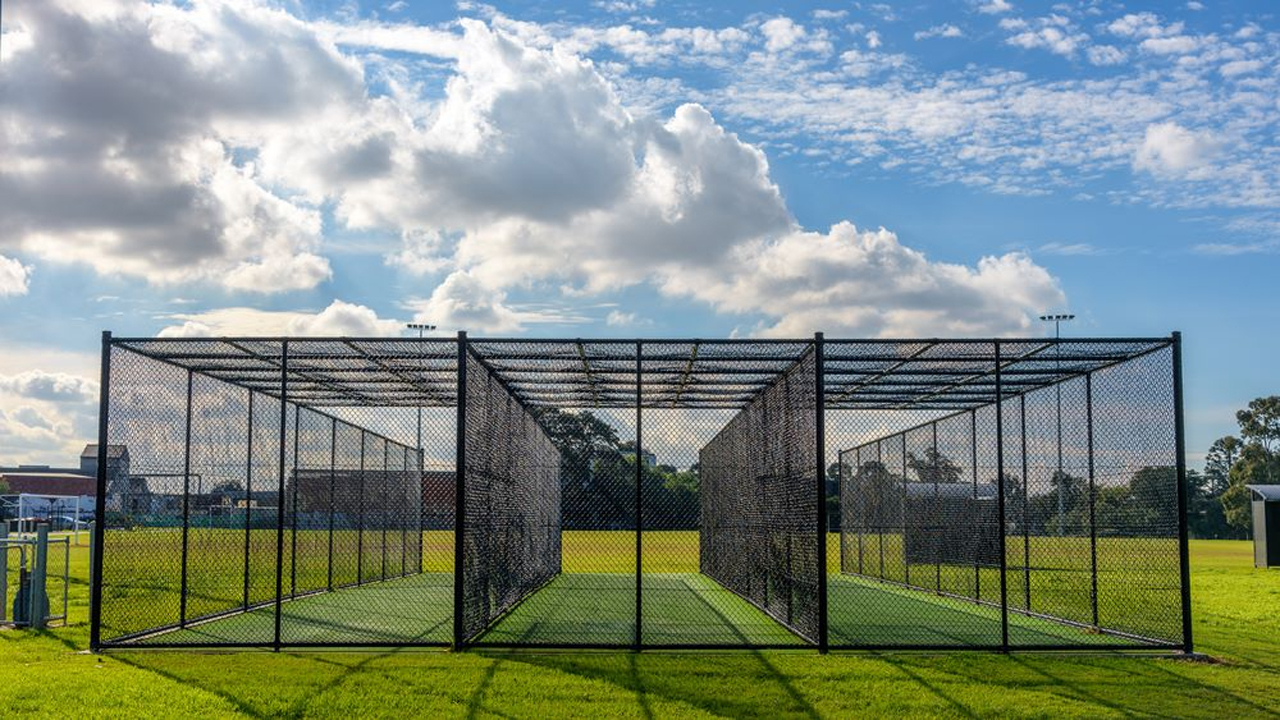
[0,0,1277,465]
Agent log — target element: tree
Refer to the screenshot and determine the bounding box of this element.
[905,449,962,483]
[1222,443,1280,533]
[0,477,10,495]
[1203,436,1242,497]
[1236,396,1280,456]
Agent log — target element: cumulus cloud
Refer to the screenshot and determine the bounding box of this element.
[760,17,806,53]
[0,371,99,403]
[977,0,1014,14]
[0,0,340,293]
[1134,122,1222,177]
[157,300,404,337]
[1003,15,1088,58]
[0,368,99,465]
[0,254,32,297]
[914,25,964,41]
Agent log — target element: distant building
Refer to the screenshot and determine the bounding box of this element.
[0,471,96,497]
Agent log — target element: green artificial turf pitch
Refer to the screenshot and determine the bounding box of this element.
[134,569,1121,648]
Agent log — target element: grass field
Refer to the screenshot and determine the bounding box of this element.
[94,529,1182,649]
[2,535,1278,717]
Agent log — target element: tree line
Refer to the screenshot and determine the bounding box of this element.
[1189,395,1279,539]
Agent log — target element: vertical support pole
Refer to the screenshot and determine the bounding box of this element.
[634,341,643,652]
[994,341,1009,652]
[815,333,828,653]
[90,331,111,651]
[31,523,49,629]
[1,524,9,623]
[402,446,409,578]
[382,442,389,582]
[1172,332,1193,653]
[419,448,426,576]
[328,418,336,592]
[971,410,980,601]
[1086,373,1099,628]
[243,392,254,610]
[902,435,909,587]
[290,408,300,598]
[877,442,884,580]
[932,420,940,594]
[357,434,366,585]
[273,340,288,652]
[453,331,467,651]
[1021,394,1031,611]
[179,369,193,628]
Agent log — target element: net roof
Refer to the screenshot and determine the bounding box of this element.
[110,336,1173,411]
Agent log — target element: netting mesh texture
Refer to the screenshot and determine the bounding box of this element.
[700,349,820,642]
[100,344,428,646]
[836,344,1182,647]
[95,335,1188,651]
[461,350,562,643]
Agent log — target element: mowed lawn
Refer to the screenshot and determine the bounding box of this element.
[2,538,1278,718]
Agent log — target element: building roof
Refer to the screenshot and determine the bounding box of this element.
[1,472,96,497]
[1246,485,1280,502]
[81,444,129,460]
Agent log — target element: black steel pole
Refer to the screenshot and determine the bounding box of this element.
[815,332,828,653]
[402,446,409,578]
[971,409,980,601]
[1086,373,1099,628]
[179,370,193,628]
[1021,394,1031,612]
[328,417,336,592]
[634,340,642,652]
[994,341,1009,652]
[1172,332,1193,653]
[290,408,300,598]
[382,442,389,582]
[877,441,884,580]
[453,331,467,650]
[902,435,909,587]
[932,420,940,594]
[243,392,254,610]
[357,433,365,585]
[90,331,111,651]
[273,340,289,652]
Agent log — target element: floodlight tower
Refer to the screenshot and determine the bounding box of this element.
[1040,313,1075,536]
[407,323,436,453]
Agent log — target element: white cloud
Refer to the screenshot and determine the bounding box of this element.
[0,371,99,404]
[977,0,1014,14]
[0,255,32,297]
[1140,35,1200,55]
[1133,122,1222,177]
[1038,242,1108,256]
[404,270,525,333]
[1220,60,1264,77]
[1004,16,1088,58]
[865,30,882,49]
[157,300,405,337]
[914,25,964,41]
[1186,2,1204,10]
[1086,45,1127,66]
[605,310,651,326]
[760,17,806,53]
[0,368,99,466]
[0,0,347,293]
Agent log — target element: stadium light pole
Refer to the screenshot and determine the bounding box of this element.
[407,323,436,454]
[1040,313,1074,536]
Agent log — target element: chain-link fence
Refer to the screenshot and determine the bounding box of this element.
[92,334,1190,652]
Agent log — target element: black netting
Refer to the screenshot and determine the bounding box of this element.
[699,349,819,643]
[461,350,562,643]
[832,341,1184,649]
[96,335,1186,651]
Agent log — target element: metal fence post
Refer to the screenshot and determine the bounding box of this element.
[382,442,389,582]
[901,435,909,587]
[273,340,289,652]
[291,408,300,598]
[243,392,254,610]
[1086,372,1099,628]
[31,523,50,629]
[402,446,409,578]
[971,410,980,601]
[1021,394,1031,611]
[179,370,193,628]
[634,340,643,652]
[1172,332,1193,653]
[994,340,1009,652]
[328,418,336,592]
[453,331,467,650]
[90,331,111,651]
[932,420,941,594]
[815,332,828,653]
[357,433,366,585]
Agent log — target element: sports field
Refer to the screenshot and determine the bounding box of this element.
[1,538,1277,717]
[97,530,1162,648]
